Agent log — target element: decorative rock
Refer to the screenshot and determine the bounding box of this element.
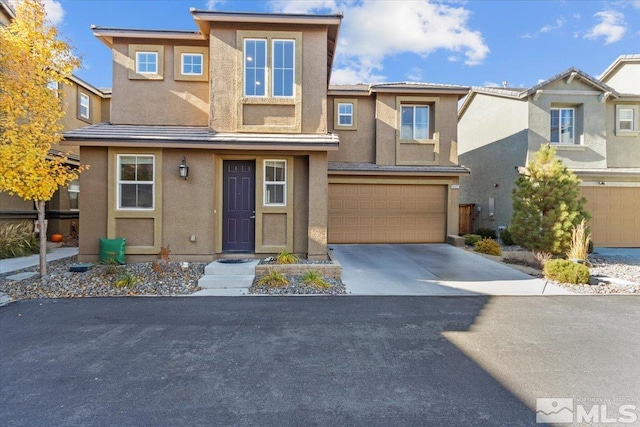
[6,272,38,282]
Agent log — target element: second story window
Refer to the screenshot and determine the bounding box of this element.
[244,39,266,97]
[550,108,575,144]
[337,103,354,126]
[400,105,429,140]
[136,52,158,75]
[618,107,635,131]
[272,40,294,97]
[182,53,203,75]
[79,92,90,120]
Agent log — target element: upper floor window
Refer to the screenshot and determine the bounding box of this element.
[79,92,90,119]
[47,81,59,97]
[244,39,266,97]
[550,108,575,144]
[264,160,286,206]
[136,52,158,75]
[337,102,354,126]
[272,40,294,97]
[182,53,203,76]
[117,155,154,210]
[68,179,79,211]
[616,105,638,134]
[400,105,429,140]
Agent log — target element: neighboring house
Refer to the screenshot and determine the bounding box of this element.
[458,57,640,247]
[0,0,112,237]
[62,10,470,262]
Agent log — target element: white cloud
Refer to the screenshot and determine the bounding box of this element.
[540,18,565,33]
[269,0,489,84]
[9,0,64,24]
[632,0,640,9]
[43,0,64,25]
[206,0,225,10]
[447,55,459,62]
[483,81,501,88]
[584,10,627,44]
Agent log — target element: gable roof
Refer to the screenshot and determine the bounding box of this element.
[67,74,111,98]
[458,67,619,119]
[599,54,640,83]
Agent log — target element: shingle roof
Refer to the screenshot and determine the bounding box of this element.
[62,124,339,150]
[328,162,470,175]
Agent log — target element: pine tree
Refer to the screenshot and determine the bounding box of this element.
[0,0,83,275]
[511,144,590,255]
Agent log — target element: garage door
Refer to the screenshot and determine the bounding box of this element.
[581,186,640,247]
[328,183,447,243]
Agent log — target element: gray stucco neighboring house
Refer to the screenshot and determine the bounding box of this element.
[458,55,640,247]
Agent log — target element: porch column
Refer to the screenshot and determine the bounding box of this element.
[307,152,328,260]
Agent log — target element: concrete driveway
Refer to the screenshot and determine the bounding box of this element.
[330,244,570,296]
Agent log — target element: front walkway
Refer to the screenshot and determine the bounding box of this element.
[330,244,570,296]
[0,247,79,275]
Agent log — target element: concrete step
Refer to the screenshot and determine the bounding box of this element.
[198,274,255,289]
[190,288,249,296]
[204,260,259,276]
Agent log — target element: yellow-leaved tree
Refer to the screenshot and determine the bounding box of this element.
[0,0,84,275]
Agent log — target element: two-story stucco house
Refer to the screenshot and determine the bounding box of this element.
[0,0,111,239]
[458,56,640,247]
[63,10,470,262]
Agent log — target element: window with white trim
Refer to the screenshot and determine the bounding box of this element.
[117,155,154,209]
[400,105,429,140]
[617,106,637,132]
[181,53,203,75]
[244,39,266,97]
[264,160,286,206]
[550,108,575,144]
[337,102,354,127]
[272,40,294,97]
[47,81,59,97]
[136,52,158,74]
[79,92,90,119]
[68,179,79,211]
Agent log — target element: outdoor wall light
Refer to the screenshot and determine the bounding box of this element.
[179,156,189,180]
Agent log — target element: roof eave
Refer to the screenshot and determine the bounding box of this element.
[91,26,206,48]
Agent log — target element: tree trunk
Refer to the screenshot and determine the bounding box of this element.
[36,200,47,276]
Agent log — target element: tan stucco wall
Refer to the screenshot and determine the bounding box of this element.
[527,78,607,169]
[293,156,309,254]
[78,147,108,261]
[375,93,397,165]
[209,23,327,134]
[603,62,640,94]
[110,38,209,126]
[307,152,328,259]
[328,96,375,163]
[606,101,640,167]
[458,93,529,229]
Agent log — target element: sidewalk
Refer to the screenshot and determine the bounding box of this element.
[0,247,79,275]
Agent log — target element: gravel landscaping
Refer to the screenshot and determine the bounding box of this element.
[250,275,346,295]
[0,256,204,300]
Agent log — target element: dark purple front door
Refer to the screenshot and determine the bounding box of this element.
[222,160,256,252]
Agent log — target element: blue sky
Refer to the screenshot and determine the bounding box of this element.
[41,0,640,89]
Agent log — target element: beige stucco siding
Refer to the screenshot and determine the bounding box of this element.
[374,93,397,165]
[603,63,640,94]
[293,156,309,254]
[328,96,375,163]
[458,93,529,228]
[110,39,209,126]
[527,78,607,168]
[606,101,640,167]
[78,147,109,261]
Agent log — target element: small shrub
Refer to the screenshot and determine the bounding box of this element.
[532,251,553,269]
[566,219,592,261]
[256,269,290,287]
[543,259,590,284]
[474,238,502,256]
[500,228,516,246]
[474,227,497,240]
[113,271,139,288]
[152,245,172,275]
[276,250,299,264]
[101,258,123,275]
[302,270,330,289]
[463,234,482,246]
[0,221,39,259]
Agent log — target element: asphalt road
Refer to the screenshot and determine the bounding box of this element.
[1,296,639,426]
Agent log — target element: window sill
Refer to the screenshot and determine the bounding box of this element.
[550,144,585,151]
[335,126,357,131]
[399,139,436,145]
[615,130,640,137]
